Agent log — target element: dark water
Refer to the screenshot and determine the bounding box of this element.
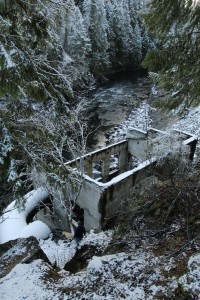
[83,71,151,149]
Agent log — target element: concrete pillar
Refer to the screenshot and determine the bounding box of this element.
[118,148,128,172]
[101,155,110,182]
[84,159,93,177]
[84,208,101,231]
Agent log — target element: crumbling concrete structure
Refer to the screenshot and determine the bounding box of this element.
[36,128,198,231]
[66,128,198,230]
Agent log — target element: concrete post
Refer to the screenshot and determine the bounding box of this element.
[118,148,128,172]
[84,159,93,177]
[101,155,110,182]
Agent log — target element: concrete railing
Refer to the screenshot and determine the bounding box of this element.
[66,140,128,182]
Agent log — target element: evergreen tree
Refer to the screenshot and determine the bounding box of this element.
[123,0,142,65]
[142,0,200,108]
[82,0,110,77]
[105,0,124,67]
[66,3,91,72]
[103,0,114,55]
[105,0,150,69]
[0,0,153,215]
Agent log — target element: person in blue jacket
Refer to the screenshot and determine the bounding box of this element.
[74,220,86,247]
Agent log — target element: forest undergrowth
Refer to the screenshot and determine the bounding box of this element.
[108,154,200,276]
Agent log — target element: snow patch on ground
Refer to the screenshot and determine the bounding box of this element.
[80,229,113,249]
[179,253,200,297]
[39,238,77,269]
[171,106,200,137]
[0,260,62,300]
[108,102,152,144]
[39,229,113,269]
[58,249,181,299]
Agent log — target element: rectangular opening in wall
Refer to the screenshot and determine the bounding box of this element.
[109,154,119,176]
[92,160,102,180]
[129,155,139,169]
[72,204,84,225]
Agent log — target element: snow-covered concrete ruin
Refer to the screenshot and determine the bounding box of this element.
[63,128,198,230]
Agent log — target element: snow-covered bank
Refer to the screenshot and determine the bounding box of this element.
[171,105,200,138]
[1,236,200,299]
[88,75,200,149]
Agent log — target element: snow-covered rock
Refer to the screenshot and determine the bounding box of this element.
[0,237,50,279]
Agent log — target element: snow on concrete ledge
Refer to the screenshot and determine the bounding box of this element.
[126,127,147,139]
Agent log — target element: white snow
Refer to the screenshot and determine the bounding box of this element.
[0,260,62,300]
[179,253,200,297]
[80,229,113,249]
[0,226,200,299]
[39,238,77,269]
[38,229,113,270]
[18,221,51,240]
[84,157,157,189]
[108,102,151,143]
[1,244,27,260]
[87,255,105,274]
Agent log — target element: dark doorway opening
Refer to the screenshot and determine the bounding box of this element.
[73,204,84,224]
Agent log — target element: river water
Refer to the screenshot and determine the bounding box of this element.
[83,72,153,150]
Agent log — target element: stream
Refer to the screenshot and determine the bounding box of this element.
[83,71,154,150]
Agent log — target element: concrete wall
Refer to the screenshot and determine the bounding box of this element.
[126,127,148,161]
[76,178,102,230]
[90,159,156,229]
[74,159,156,230]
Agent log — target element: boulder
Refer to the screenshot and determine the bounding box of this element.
[0,236,51,279]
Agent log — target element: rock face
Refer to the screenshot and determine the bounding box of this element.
[0,237,51,279]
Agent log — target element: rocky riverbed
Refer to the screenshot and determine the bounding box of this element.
[83,75,173,150]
